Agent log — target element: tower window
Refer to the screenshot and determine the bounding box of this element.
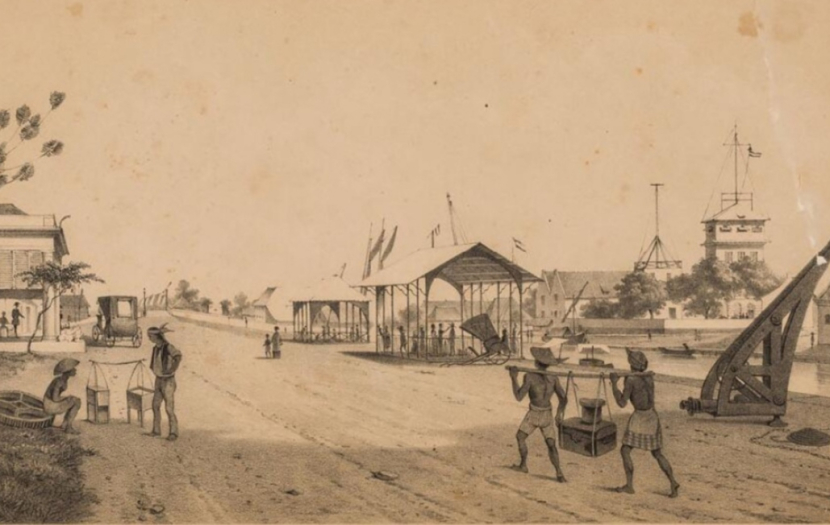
[725,252,734,263]
[738,251,746,260]
[751,252,758,262]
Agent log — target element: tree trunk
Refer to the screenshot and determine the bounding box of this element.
[27,293,59,354]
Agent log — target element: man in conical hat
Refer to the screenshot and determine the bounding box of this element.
[507,347,568,482]
[42,358,82,434]
[610,348,679,498]
[148,323,182,441]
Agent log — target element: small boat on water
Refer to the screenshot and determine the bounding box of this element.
[660,343,698,358]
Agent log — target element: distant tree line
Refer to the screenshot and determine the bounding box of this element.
[581,258,783,320]
[171,279,252,317]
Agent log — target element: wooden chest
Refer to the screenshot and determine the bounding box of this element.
[86,385,110,424]
[558,417,617,457]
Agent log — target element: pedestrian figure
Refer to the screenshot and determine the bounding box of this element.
[398,325,407,354]
[437,323,445,355]
[263,334,272,358]
[148,324,182,441]
[610,349,679,498]
[811,331,815,348]
[646,329,652,341]
[511,324,518,353]
[0,312,8,338]
[272,326,281,358]
[42,358,82,434]
[11,302,23,338]
[448,323,456,355]
[419,326,426,357]
[508,347,567,481]
[244,316,248,329]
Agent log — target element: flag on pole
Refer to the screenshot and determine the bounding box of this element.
[513,237,527,253]
[748,145,762,158]
[368,228,385,262]
[335,262,347,278]
[381,226,397,264]
[431,224,441,237]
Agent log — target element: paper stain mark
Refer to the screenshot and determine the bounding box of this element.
[67,2,83,17]
[738,12,761,38]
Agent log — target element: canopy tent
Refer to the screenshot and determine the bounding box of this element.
[289,277,370,343]
[360,242,542,359]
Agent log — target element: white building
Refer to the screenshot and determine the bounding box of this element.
[0,204,69,338]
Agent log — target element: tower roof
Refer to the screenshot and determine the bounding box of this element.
[704,201,768,222]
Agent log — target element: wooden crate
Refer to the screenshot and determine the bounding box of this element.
[558,417,616,457]
[127,387,154,427]
[86,385,110,424]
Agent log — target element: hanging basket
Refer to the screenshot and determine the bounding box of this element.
[86,362,110,424]
[558,373,617,458]
[127,362,154,427]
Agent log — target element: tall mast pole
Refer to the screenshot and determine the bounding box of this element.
[734,125,739,204]
[652,183,663,237]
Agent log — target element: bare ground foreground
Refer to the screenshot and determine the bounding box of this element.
[4,313,830,523]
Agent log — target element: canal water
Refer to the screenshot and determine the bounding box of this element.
[567,346,830,398]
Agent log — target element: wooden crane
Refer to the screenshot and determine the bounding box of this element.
[681,239,830,426]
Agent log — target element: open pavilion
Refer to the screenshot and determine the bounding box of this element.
[290,277,371,343]
[359,242,541,359]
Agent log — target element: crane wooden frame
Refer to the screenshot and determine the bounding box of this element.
[681,240,830,426]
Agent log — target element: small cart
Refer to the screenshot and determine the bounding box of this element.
[92,296,142,348]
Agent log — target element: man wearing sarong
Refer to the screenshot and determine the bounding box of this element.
[610,348,679,498]
[508,347,567,482]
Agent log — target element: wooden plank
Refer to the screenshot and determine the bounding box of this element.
[505,366,654,378]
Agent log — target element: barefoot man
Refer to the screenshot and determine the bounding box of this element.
[609,348,680,498]
[508,347,567,482]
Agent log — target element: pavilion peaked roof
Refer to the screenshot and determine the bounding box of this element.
[288,277,368,303]
[359,242,541,288]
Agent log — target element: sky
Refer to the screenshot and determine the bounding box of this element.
[0,0,829,304]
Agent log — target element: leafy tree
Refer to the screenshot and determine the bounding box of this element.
[615,271,666,319]
[0,92,67,189]
[730,258,783,300]
[199,297,213,313]
[17,261,103,352]
[220,299,232,316]
[667,258,740,319]
[231,293,250,317]
[581,299,618,319]
[172,279,200,309]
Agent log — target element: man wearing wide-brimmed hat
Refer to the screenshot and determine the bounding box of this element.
[609,348,679,498]
[42,358,82,434]
[508,347,568,482]
[147,323,182,441]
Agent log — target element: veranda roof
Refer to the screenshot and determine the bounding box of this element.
[359,243,541,288]
[288,277,368,303]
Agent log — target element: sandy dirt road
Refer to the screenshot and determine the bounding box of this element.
[7,312,830,523]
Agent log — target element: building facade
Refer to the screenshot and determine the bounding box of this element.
[0,204,69,338]
[702,198,769,318]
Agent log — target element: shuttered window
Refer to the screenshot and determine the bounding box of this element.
[13,251,29,289]
[0,251,12,289]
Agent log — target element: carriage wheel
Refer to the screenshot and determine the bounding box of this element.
[91,325,101,344]
[132,331,142,348]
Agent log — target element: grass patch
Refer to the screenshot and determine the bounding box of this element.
[0,425,98,523]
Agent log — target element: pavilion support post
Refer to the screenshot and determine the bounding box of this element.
[406,284,411,358]
[375,288,381,353]
[460,284,465,353]
[496,283,501,334]
[425,280,430,358]
[508,283,513,353]
[391,286,397,355]
[469,285,476,352]
[416,280,421,358]
[519,282,524,360]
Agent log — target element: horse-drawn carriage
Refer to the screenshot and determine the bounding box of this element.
[92,296,142,348]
